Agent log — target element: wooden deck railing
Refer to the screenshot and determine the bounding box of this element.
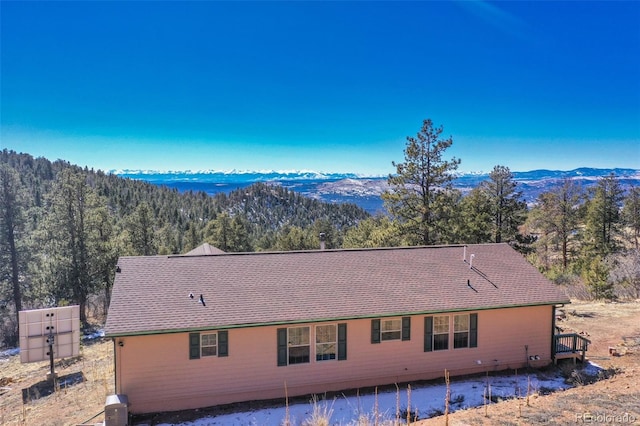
[554,333,590,363]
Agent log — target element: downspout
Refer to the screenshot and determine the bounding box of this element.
[113,338,118,394]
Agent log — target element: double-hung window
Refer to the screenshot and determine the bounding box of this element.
[201,333,217,356]
[278,324,347,366]
[189,330,228,359]
[454,315,469,348]
[287,326,310,364]
[433,316,449,350]
[371,317,411,343]
[425,313,477,352]
[316,325,337,361]
[381,319,402,341]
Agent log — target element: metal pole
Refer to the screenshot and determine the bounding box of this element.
[46,312,56,381]
[48,331,55,378]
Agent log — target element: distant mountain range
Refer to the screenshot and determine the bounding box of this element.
[113,168,640,214]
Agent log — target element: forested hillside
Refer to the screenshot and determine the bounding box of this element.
[1,140,639,348]
[0,149,369,344]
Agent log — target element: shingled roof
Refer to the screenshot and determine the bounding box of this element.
[105,243,569,337]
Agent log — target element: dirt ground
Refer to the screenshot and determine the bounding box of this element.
[0,337,114,426]
[1,300,638,426]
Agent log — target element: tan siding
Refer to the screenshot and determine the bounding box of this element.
[117,305,553,414]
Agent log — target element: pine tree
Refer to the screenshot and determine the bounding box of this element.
[382,119,460,245]
[458,187,493,244]
[531,179,584,270]
[0,164,29,343]
[229,215,252,252]
[93,207,119,315]
[584,174,624,257]
[273,225,315,251]
[582,256,613,300]
[39,170,108,324]
[481,165,527,244]
[204,212,233,252]
[125,202,157,255]
[622,186,640,250]
[342,215,405,248]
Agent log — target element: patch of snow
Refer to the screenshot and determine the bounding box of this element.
[82,329,105,341]
[581,361,603,376]
[156,371,570,425]
[0,347,20,360]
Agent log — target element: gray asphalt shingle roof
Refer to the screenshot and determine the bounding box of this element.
[105,243,569,337]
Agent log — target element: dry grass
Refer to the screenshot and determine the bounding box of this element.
[0,338,114,426]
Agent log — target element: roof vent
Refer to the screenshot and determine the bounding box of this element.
[319,233,326,251]
[469,254,475,269]
[463,245,467,262]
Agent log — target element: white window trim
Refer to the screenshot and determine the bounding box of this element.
[315,324,338,362]
[201,332,217,357]
[381,317,402,341]
[433,315,449,351]
[454,314,470,349]
[288,326,310,364]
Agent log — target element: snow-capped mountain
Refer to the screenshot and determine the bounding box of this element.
[112,168,640,214]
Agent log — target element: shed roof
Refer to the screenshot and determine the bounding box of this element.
[105,243,569,337]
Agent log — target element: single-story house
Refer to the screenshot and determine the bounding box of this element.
[105,243,577,415]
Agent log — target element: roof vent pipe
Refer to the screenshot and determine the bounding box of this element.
[319,233,326,251]
[463,245,467,262]
[470,254,475,269]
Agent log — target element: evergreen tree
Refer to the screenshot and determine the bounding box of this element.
[343,215,405,248]
[125,202,157,255]
[204,212,233,252]
[531,179,584,270]
[202,213,252,252]
[582,256,613,300]
[93,207,119,315]
[481,165,527,244]
[309,218,340,250]
[39,170,107,324]
[273,225,315,251]
[182,222,202,253]
[157,224,180,255]
[0,165,29,343]
[229,215,253,252]
[584,174,624,257]
[382,119,460,245]
[458,187,493,244]
[622,186,640,250]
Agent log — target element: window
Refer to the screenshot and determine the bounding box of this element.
[316,325,337,361]
[372,317,410,343]
[426,314,477,352]
[201,333,217,356]
[189,330,228,359]
[288,327,310,364]
[454,315,469,348]
[433,316,449,351]
[278,324,347,366]
[381,319,402,341]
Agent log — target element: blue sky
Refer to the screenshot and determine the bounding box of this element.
[2,1,639,175]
